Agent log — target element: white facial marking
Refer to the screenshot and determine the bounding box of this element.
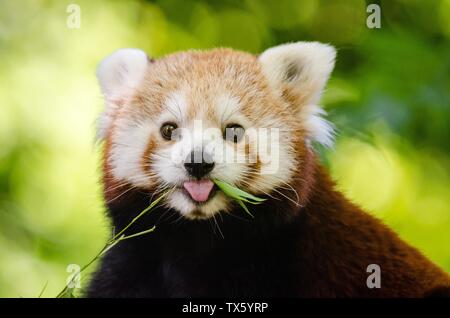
[101,42,337,220]
[158,90,188,124]
[109,116,155,188]
[216,94,240,123]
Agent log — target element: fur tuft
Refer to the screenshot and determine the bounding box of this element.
[303,105,335,147]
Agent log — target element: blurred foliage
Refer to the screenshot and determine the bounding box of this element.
[0,0,449,297]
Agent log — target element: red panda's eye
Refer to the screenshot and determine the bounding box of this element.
[224,124,245,143]
[160,123,177,140]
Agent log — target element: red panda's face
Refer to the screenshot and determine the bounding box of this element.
[97,43,336,219]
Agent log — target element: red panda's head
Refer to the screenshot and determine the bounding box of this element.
[97,42,336,220]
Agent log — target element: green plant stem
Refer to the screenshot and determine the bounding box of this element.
[109,191,168,242]
[55,191,168,298]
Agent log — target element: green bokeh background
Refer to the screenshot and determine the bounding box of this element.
[0,0,449,297]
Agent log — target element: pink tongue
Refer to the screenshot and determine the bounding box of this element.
[183,179,214,202]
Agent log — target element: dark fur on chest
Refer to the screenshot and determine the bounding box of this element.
[86,184,306,297]
[86,165,450,298]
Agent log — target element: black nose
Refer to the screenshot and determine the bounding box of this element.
[184,150,215,178]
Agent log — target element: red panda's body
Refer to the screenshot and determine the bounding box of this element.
[87,156,450,297]
[86,44,450,297]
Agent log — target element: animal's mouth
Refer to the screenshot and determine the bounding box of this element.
[181,179,218,204]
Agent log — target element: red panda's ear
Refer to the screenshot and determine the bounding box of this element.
[259,42,336,147]
[97,48,150,101]
[96,48,150,139]
[259,42,336,105]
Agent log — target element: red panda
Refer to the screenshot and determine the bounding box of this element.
[86,42,450,297]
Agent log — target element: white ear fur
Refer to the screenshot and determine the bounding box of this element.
[96,48,149,139]
[97,48,149,100]
[259,42,336,146]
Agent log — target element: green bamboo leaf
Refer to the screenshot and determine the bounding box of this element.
[213,179,264,216]
[214,180,266,203]
[238,200,254,218]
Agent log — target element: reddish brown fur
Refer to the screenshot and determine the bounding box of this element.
[90,47,450,298]
[299,162,450,296]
